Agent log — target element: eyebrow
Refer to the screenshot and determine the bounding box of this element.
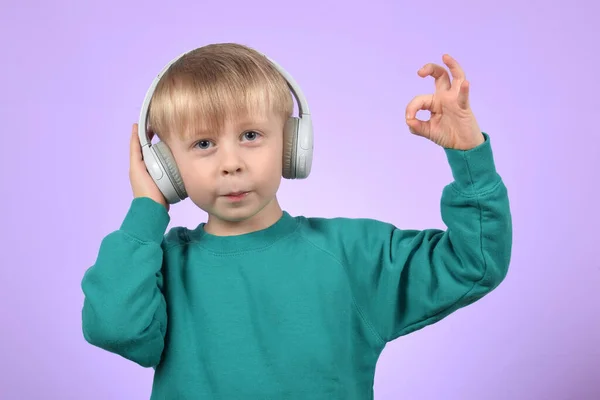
[180,127,213,142]
[181,114,274,141]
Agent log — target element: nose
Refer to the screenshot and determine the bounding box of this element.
[220,146,244,176]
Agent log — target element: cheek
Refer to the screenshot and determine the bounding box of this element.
[256,143,282,175]
[177,159,212,192]
[256,149,283,193]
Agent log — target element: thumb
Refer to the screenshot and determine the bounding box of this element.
[406,116,431,138]
[130,123,142,163]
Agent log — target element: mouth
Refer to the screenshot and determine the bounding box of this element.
[222,191,250,201]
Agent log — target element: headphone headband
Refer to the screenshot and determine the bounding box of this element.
[137,50,310,147]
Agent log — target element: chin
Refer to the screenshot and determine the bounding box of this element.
[196,199,266,223]
[215,209,258,223]
[191,189,281,226]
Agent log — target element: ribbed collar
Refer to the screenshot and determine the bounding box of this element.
[187,211,299,254]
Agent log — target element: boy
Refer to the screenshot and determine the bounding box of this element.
[81,43,512,399]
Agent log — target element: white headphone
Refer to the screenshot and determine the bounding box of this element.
[137,50,314,205]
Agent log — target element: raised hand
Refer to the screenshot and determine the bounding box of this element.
[405,54,485,150]
[129,123,170,211]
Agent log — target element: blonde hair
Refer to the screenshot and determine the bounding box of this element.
[148,43,294,141]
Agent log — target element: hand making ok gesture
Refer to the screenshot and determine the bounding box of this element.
[405,54,485,151]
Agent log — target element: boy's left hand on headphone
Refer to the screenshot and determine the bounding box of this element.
[405,54,485,151]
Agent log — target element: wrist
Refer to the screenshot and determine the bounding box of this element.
[444,132,501,194]
[134,193,170,212]
[448,131,485,151]
[120,197,171,243]
[465,131,485,149]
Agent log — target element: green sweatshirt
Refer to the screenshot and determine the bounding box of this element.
[81,133,512,399]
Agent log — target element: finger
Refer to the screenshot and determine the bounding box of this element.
[130,123,142,163]
[406,117,430,138]
[405,94,434,119]
[418,63,451,90]
[442,54,465,89]
[458,80,470,109]
[405,94,433,138]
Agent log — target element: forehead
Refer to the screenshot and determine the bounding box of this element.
[148,72,293,143]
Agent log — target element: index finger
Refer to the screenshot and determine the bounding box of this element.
[405,94,434,119]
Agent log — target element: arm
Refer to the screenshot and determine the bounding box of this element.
[349,134,512,343]
[81,197,169,368]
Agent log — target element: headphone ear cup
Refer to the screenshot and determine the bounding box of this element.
[282,117,299,179]
[153,141,188,200]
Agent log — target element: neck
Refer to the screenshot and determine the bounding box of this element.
[203,197,283,236]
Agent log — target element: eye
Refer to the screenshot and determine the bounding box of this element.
[194,140,213,150]
[242,131,260,141]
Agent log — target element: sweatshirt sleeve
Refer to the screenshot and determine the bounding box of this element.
[344,133,512,344]
[81,197,170,368]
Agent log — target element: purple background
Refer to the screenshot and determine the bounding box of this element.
[2,0,598,399]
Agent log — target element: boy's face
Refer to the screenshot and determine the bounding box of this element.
[166,111,285,234]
